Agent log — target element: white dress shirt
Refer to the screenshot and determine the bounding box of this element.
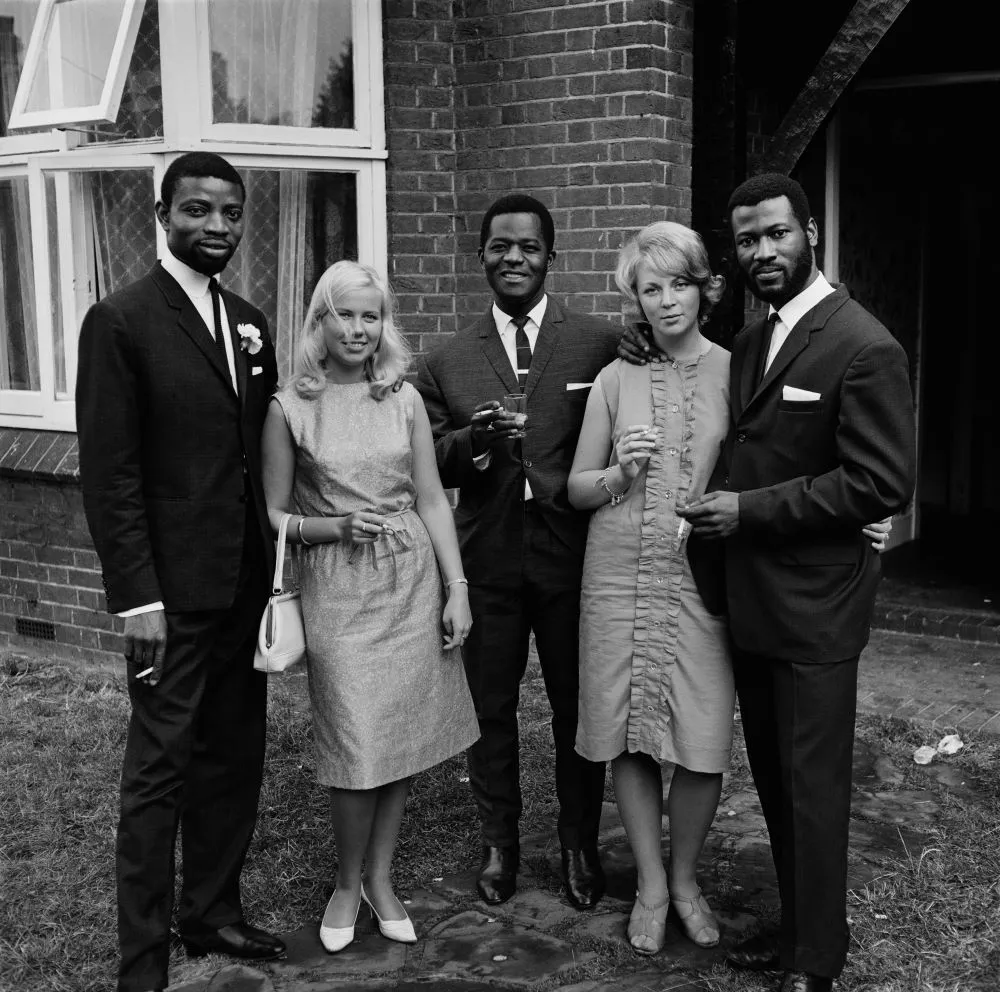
[473,296,548,500]
[118,253,237,619]
[764,271,835,374]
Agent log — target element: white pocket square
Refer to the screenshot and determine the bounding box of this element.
[251,366,263,376]
[566,382,593,391]
[782,385,821,402]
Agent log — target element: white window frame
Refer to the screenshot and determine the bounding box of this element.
[6,0,146,132]
[159,0,385,153]
[0,0,387,433]
[0,164,44,417]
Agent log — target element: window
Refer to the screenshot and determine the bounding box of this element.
[0,0,386,431]
[45,167,157,397]
[6,0,146,131]
[0,172,38,408]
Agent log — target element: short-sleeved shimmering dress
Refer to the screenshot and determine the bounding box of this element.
[575,349,735,773]
[274,380,479,790]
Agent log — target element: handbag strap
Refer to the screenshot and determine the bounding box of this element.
[272,512,292,595]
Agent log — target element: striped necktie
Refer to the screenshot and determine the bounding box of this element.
[512,314,532,391]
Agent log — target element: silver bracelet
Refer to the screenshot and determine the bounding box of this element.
[596,471,628,507]
[297,516,313,546]
[447,578,469,588]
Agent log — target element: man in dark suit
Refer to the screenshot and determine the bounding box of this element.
[76,152,284,992]
[415,195,619,909]
[677,174,916,992]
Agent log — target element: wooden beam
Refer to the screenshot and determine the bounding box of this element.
[762,0,912,174]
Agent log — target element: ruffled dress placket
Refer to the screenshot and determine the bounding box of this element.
[626,357,701,756]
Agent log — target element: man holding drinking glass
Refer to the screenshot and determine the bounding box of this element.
[415,194,620,910]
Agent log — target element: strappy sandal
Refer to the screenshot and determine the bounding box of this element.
[670,887,720,947]
[627,892,670,955]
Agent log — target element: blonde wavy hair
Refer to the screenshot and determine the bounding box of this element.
[615,221,725,323]
[292,261,411,400]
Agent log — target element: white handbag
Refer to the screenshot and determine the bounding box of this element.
[253,512,306,674]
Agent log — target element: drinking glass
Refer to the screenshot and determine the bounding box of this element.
[503,393,528,439]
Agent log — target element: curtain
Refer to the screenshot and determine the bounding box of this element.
[217,0,319,382]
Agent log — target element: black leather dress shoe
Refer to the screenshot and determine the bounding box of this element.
[779,971,833,992]
[182,922,286,960]
[725,931,780,970]
[476,844,518,905]
[561,847,605,910]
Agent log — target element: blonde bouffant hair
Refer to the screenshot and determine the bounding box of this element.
[615,221,725,323]
[292,261,411,400]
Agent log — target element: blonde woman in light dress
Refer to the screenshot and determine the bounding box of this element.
[261,261,479,954]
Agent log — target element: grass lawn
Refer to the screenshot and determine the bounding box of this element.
[1,653,997,992]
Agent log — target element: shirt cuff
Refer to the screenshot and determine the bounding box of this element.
[117,602,165,618]
[473,451,491,470]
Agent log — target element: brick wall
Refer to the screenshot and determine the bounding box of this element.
[383,0,697,342]
[0,432,124,665]
[383,1,460,353]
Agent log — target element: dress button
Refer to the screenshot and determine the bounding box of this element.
[665,490,672,498]
[668,448,678,456]
[671,404,679,413]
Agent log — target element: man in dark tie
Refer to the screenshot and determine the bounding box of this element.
[415,195,620,909]
[76,152,283,992]
[677,173,916,992]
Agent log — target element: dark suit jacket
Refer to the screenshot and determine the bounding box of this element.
[713,284,916,663]
[76,263,278,613]
[415,299,620,588]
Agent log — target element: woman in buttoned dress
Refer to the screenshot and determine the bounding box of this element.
[262,261,479,954]
[568,222,733,955]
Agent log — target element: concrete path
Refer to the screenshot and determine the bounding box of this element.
[166,629,1000,992]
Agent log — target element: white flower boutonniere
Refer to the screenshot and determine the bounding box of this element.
[237,323,263,355]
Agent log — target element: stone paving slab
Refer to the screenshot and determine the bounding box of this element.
[165,739,983,992]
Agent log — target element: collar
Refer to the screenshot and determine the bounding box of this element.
[161,250,216,300]
[492,295,548,335]
[768,271,834,332]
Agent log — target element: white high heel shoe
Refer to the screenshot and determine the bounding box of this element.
[361,883,417,943]
[319,889,360,953]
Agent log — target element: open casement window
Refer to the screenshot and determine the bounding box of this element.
[6,0,146,132]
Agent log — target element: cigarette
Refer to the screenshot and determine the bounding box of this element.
[135,666,154,679]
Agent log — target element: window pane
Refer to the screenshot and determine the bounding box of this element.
[83,0,161,144]
[22,0,128,114]
[209,0,354,129]
[46,168,155,396]
[0,175,39,391]
[0,1,42,136]
[226,169,357,378]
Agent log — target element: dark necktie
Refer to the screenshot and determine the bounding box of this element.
[209,279,236,394]
[756,312,779,388]
[512,314,532,392]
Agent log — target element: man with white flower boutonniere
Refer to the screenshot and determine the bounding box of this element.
[76,152,283,992]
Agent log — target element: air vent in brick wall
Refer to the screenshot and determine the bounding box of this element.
[15,618,56,641]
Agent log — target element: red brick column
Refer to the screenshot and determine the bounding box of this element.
[452,0,695,324]
[382,1,460,351]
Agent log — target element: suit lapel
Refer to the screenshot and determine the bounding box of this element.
[523,299,562,400]
[223,290,248,407]
[152,264,237,400]
[478,313,519,394]
[740,286,851,416]
[738,318,767,415]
